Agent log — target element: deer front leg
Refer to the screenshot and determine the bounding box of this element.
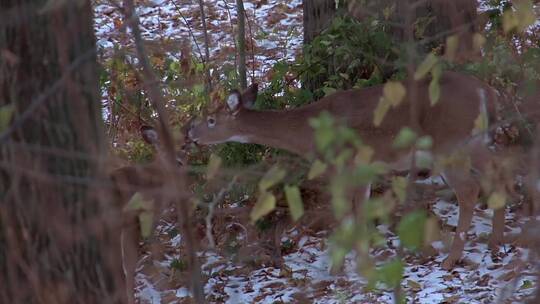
[441,174,479,270]
[488,206,505,251]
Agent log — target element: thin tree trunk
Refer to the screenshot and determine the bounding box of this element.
[236,0,247,89]
[0,0,122,303]
[198,0,213,92]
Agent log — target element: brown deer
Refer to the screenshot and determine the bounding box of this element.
[109,126,186,304]
[187,71,506,270]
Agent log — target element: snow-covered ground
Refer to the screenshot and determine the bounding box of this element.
[92,1,538,302]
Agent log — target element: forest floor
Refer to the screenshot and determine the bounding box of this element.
[93,1,538,303]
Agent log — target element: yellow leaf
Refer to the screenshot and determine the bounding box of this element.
[259,166,286,192]
[488,191,507,210]
[138,210,154,238]
[392,176,407,203]
[373,97,391,127]
[445,35,459,61]
[414,53,438,80]
[383,81,406,106]
[472,110,488,136]
[423,216,440,246]
[308,159,327,180]
[124,192,153,212]
[0,104,15,132]
[406,280,422,291]
[515,0,536,31]
[429,77,441,106]
[503,1,535,33]
[206,154,222,180]
[473,33,486,52]
[284,185,304,221]
[354,146,374,165]
[503,11,519,33]
[250,191,276,223]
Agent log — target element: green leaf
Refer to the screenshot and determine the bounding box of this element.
[310,112,335,152]
[397,210,427,250]
[330,177,350,218]
[259,166,286,192]
[0,104,15,132]
[415,150,434,169]
[378,259,404,288]
[392,176,407,203]
[308,159,328,180]
[284,185,304,221]
[393,127,417,149]
[383,81,406,106]
[250,191,276,223]
[322,86,337,96]
[414,53,438,80]
[520,280,533,290]
[206,154,222,180]
[487,191,506,210]
[416,136,433,150]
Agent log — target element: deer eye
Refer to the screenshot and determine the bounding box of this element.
[207,117,216,128]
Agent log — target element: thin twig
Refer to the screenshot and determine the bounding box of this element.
[169,0,205,63]
[205,176,238,248]
[123,1,206,302]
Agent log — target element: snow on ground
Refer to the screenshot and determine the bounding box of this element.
[92,1,538,303]
[93,0,303,78]
[132,184,537,303]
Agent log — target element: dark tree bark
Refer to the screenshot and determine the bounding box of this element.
[303,0,337,45]
[302,0,338,93]
[236,0,247,89]
[0,1,123,303]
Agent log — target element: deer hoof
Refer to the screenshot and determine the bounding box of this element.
[488,237,503,251]
[441,256,459,270]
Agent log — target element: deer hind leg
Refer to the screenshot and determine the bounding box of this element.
[488,206,505,251]
[441,172,480,270]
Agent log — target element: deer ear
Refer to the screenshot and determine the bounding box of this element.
[140,125,160,146]
[226,90,242,113]
[241,83,258,109]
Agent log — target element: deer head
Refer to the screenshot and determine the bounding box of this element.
[187,83,258,145]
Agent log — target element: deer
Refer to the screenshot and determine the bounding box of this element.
[186,71,508,270]
[108,126,187,304]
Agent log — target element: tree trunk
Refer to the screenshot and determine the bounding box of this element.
[302,0,337,93]
[0,1,123,303]
[236,0,247,89]
[303,0,337,45]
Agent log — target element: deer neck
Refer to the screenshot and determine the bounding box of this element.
[234,109,313,156]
